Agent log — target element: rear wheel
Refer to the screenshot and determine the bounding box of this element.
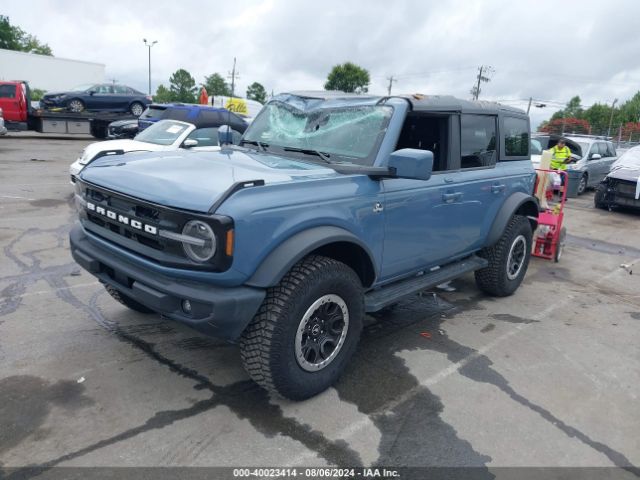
[68,99,85,113]
[104,284,155,314]
[129,102,144,116]
[240,255,364,400]
[577,173,588,195]
[475,215,532,297]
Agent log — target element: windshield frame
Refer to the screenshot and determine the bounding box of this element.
[133,119,193,146]
[241,100,394,166]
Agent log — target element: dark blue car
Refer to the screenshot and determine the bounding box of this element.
[41,83,152,116]
[137,103,248,132]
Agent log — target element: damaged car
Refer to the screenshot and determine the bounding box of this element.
[594,145,640,211]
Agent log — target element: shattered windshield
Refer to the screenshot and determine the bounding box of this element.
[242,101,393,165]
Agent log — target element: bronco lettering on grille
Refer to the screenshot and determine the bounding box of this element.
[87,202,157,235]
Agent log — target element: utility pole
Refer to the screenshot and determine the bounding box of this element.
[108,78,118,85]
[143,39,158,95]
[607,98,618,137]
[526,97,533,115]
[386,76,397,95]
[228,57,239,98]
[471,65,493,101]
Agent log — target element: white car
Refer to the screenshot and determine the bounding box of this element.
[70,119,241,182]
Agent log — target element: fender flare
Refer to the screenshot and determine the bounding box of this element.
[245,226,377,288]
[485,192,539,247]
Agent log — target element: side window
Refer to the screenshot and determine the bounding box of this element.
[0,85,16,98]
[164,108,191,122]
[96,85,112,94]
[461,115,496,168]
[186,127,219,147]
[113,85,128,94]
[395,113,450,172]
[198,110,223,124]
[606,143,616,158]
[503,116,529,158]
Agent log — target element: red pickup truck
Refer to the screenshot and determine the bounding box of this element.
[0,81,135,138]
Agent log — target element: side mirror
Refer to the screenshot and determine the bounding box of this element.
[388,148,433,181]
[183,138,198,148]
[217,125,233,145]
[88,90,96,96]
[590,153,602,160]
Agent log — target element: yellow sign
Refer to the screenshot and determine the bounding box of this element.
[225,98,248,115]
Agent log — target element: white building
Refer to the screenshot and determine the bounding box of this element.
[0,48,105,92]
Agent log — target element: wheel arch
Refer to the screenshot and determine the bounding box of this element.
[485,192,539,247]
[245,226,377,289]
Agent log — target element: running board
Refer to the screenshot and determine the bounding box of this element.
[365,255,488,312]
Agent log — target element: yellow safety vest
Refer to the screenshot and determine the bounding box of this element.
[550,145,571,170]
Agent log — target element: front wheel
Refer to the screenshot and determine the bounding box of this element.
[240,255,364,400]
[475,215,532,297]
[68,99,85,113]
[577,173,588,195]
[594,184,608,209]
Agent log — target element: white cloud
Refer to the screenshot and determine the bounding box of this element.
[4,0,640,127]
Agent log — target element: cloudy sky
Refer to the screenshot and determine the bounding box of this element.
[4,0,640,127]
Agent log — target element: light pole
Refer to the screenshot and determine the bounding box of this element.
[143,39,158,95]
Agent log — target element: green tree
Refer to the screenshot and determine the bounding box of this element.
[203,73,231,96]
[324,62,370,93]
[0,16,52,55]
[246,82,267,103]
[169,69,197,103]
[30,88,46,101]
[154,84,173,103]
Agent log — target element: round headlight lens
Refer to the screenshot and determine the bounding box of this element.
[182,220,216,262]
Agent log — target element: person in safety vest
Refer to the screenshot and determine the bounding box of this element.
[550,138,572,171]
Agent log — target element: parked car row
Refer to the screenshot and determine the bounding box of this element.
[69,105,248,181]
[531,133,618,195]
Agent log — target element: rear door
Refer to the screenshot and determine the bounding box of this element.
[600,142,617,179]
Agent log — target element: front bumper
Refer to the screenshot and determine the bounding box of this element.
[69,224,265,341]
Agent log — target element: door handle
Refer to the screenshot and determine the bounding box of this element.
[491,184,506,193]
[442,192,463,203]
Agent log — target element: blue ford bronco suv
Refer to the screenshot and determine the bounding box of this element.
[70,91,538,400]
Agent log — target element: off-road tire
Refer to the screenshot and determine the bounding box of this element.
[594,184,608,209]
[475,215,532,297]
[105,284,155,314]
[240,255,364,400]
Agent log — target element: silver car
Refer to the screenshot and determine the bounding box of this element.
[532,134,617,195]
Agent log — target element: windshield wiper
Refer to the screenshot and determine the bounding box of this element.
[283,147,332,164]
[240,139,268,151]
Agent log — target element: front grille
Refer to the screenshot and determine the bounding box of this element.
[76,179,234,271]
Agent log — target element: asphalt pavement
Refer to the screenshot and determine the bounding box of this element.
[0,134,638,478]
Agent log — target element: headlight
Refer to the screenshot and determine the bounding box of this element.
[182,220,217,262]
[566,163,581,170]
